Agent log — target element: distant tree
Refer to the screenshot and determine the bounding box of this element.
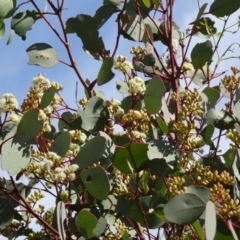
[0,0,240,239]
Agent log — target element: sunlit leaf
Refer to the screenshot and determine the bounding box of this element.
[26,43,59,68]
[210,0,240,17]
[0,19,5,39]
[75,209,97,239]
[11,10,41,40]
[0,0,16,19]
[191,40,213,69]
[205,201,216,240]
[164,193,206,225]
[144,76,165,114]
[40,87,57,109]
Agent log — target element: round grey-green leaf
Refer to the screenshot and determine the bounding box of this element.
[163,193,206,225]
[0,0,16,19]
[26,43,59,68]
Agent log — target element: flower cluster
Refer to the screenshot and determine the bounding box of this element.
[21,74,63,112]
[130,45,146,58]
[105,219,127,240]
[226,128,240,150]
[0,93,18,113]
[25,149,79,187]
[114,55,133,73]
[210,183,240,218]
[221,67,240,92]
[167,176,186,196]
[108,98,124,117]
[182,61,194,74]
[171,89,204,151]
[128,76,146,94]
[122,109,150,140]
[69,129,87,143]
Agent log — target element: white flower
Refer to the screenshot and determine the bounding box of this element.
[68,164,79,172]
[68,173,76,181]
[79,132,87,143]
[38,109,48,121]
[110,98,121,107]
[115,107,124,117]
[182,62,194,74]
[129,76,146,94]
[114,55,133,72]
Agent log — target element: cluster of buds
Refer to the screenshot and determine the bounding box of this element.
[168,176,187,195]
[78,98,88,108]
[114,55,133,73]
[105,219,127,239]
[25,149,79,186]
[128,76,146,95]
[113,180,129,197]
[21,74,63,112]
[210,183,240,218]
[226,128,240,150]
[0,93,20,124]
[182,60,194,74]
[221,67,240,92]
[26,189,45,205]
[122,109,150,140]
[108,98,124,117]
[130,45,146,59]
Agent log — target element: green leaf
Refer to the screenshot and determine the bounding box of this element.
[56,201,67,240]
[0,0,16,19]
[144,76,165,114]
[0,19,5,39]
[202,87,220,108]
[6,29,14,45]
[49,132,70,157]
[11,10,40,40]
[40,87,57,109]
[116,80,129,94]
[223,149,236,168]
[150,159,172,177]
[0,197,15,229]
[192,65,212,86]
[97,57,115,86]
[156,116,169,133]
[75,209,97,239]
[192,221,205,240]
[186,186,210,203]
[210,0,240,17]
[26,43,59,68]
[79,96,109,133]
[80,166,110,200]
[142,0,151,8]
[201,124,214,146]
[120,11,144,42]
[193,17,217,39]
[73,136,106,169]
[94,5,119,29]
[191,40,213,69]
[113,142,149,173]
[233,102,240,121]
[233,149,240,181]
[205,201,216,240]
[121,95,142,112]
[196,3,208,22]
[93,217,107,237]
[2,124,31,176]
[58,111,72,131]
[163,193,206,225]
[65,14,108,60]
[206,109,236,130]
[103,0,122,5]
[15,109,44,144]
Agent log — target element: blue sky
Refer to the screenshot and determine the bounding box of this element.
[0,0,240,238]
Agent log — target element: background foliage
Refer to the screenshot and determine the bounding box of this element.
[0,0,240,239]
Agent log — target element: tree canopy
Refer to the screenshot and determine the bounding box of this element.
[0,0,240,239]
